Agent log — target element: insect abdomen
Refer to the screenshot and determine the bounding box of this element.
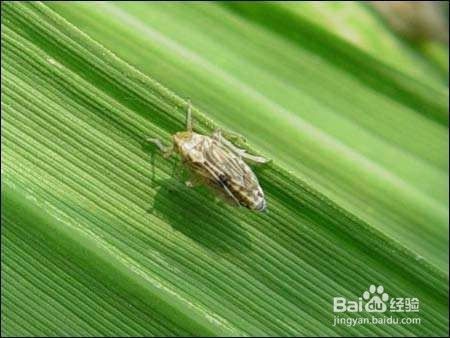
[228,180,266,211]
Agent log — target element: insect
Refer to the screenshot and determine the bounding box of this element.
[147,101,269,212]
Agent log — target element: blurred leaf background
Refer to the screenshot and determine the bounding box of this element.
[1,1,448,336]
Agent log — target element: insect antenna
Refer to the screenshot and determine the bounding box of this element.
[186,99,192,132]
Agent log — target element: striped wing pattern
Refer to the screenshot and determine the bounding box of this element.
[183,134,266,211]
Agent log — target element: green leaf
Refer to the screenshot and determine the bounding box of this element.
[2,2,448,336]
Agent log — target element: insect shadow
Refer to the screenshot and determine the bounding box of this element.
[147,177,252,256]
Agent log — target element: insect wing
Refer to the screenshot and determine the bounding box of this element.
[204,139,265,210]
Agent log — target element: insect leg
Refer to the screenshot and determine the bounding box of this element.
[211,129,225,144]
[217,128,247,143]
[185,175,203,188]
[212,128,246,144]
[146,138,174,158]
[238,151,270,165]
[212,129,269,165]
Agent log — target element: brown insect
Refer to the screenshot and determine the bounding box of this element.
[147,101,269,212]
